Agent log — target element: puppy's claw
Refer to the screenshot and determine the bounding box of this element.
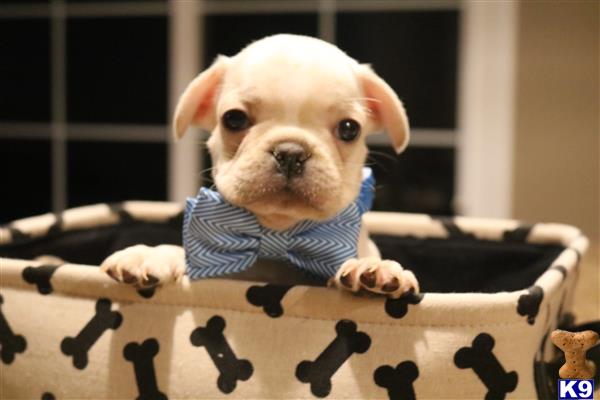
[121,270,138,285]
[106,268,121,282]
[145,274,159,286]
[340,273,355,289]
[136,274,160,289]
[381,277,400,293]
[359,270,377,288]
[399,270,420,297]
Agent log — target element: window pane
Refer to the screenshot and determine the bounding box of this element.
[67,140,167,207]
[368,146,455,215]
[203,13,318,66]
[0,139,52,223]
[66,17,168,124]
[0,19,51,122]
[337,11,459,129]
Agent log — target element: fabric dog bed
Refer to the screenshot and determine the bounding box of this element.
[0,202,589,399]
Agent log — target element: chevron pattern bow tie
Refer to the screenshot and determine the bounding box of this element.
[183,168,375,280]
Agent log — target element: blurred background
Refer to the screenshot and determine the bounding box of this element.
[1,0,597,224]
[0,1,597,313]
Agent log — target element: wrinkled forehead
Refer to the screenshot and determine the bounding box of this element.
[219,50,363,114]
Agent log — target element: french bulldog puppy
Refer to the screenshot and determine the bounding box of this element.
[101,34,419,298]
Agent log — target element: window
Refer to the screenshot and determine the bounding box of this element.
[0,1,169,223]
[0,0,464,223]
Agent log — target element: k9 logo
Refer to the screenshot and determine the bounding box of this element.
[558,380,594,400]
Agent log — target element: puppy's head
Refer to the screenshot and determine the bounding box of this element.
[174,34,409,230]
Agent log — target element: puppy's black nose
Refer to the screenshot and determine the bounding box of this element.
[271,142,309,179]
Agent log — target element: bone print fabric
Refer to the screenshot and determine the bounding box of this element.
[183,168,375,279]
[0,201,589,399]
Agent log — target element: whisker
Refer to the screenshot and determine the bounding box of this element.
[368,149,398,163]
[198,166,216,175]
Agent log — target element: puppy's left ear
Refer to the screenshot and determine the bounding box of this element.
[357,64,410,153]
[173,55,230,139]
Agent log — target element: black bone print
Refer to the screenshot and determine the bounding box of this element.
[47,213,64,235]
[433,217,477,240]
[123,338,168,400]
[7,226,32,242]
[22,265,61,295]
[385,291,425,319]
[549,265,567,280]
[167,211,184,229]
[571,247,582,264]
[246,284,293,317]
[532,330,555,399]
[502,225,533,242]
[558,312,576,330]
[0,294,27,364]
[190,315,253,394]
[108,202,137,224]
[454,333,518,400]
[517,285,544,325]
[137,287,156,299]
[296,319,371,398]
[374,361,419,400]
[61,298,122,369]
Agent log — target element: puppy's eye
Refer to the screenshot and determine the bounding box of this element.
[222,109,251,131]
[336,119,361,142]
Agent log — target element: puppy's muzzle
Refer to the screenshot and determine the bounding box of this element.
[271,142,311,179]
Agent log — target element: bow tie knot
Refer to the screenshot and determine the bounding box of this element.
[183,168,374,279]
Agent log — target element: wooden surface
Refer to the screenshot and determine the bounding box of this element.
[513,2,599,239]
[573,239,599,321]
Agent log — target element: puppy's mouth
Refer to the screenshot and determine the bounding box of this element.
[235,142,333,210]
[245,176,326,211]
[224,160,342,224]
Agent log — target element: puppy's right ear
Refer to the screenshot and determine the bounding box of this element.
[357,64,410,153]
[173,56,230,139]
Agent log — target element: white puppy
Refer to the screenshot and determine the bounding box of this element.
[101,34,419,298]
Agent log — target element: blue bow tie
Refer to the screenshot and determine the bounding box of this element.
[183,168,375,280]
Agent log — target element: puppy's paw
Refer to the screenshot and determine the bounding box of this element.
[333,257,419,298]
[100,244,185,289]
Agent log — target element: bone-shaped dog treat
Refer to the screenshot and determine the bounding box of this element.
[454,333,518,400]
[22,265,60,295]
[374,361,419,400]
[0,294,27,364]
[296,319,371,398]
[190,315,253,394]
[246,284,293,318]
[123,338,167,400]
[61,298,122,369]
[551,329,599,379]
